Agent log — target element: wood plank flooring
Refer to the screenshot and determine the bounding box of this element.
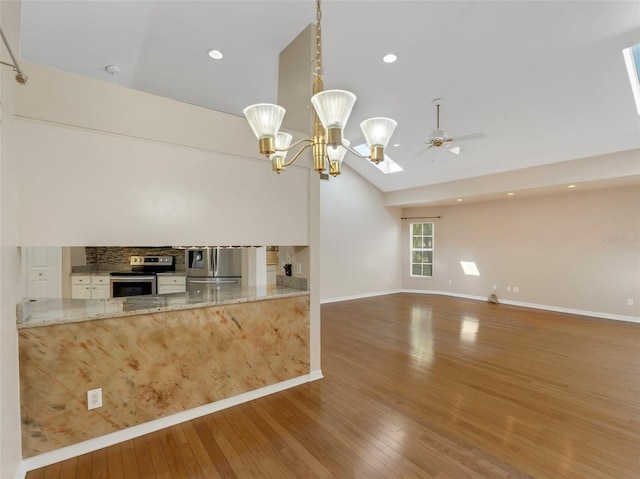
[26,294,640,478]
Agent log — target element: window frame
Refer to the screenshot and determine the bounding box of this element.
[409,222,434,278]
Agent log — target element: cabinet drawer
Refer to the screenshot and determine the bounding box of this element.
[91,275,110,285]
[157,276,186,286]
[71,275,91,285]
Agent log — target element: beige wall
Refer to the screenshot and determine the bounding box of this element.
[403,185,640,319]
[320,164,403,302]
[1,1,26,477]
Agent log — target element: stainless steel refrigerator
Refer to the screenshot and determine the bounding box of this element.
[185,248,242,294]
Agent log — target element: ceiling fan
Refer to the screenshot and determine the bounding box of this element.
[421,98,485,155]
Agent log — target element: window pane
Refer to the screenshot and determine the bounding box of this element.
[413,237,423,248]
[424,238,433,248]
[412,223,422,235]
[412,264,422,276]
[412,251,423,263]
[424,223,433,235]
[423,265,433,276]
[422,251,432,264]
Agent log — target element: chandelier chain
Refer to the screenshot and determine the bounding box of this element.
[314,0,324,79]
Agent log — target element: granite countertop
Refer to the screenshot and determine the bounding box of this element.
[17,285,308,329]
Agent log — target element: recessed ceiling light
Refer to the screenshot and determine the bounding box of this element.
[507,192,515,196]
[383,53,397,64]
[457,198,463,202]
[208,49,224,60]
[393,143,400,147]
[568,184,577,188]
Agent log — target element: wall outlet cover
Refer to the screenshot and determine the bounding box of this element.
[87,388,102,410]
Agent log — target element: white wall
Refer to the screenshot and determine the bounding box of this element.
[402,185,640,320]
[15,118,309,246]
[13,62,310,247]
[320,163,403,302]
[1,2,26,477]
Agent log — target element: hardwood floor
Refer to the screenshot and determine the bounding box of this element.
[26,294,640,478]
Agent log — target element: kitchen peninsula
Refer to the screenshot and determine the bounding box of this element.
[17,285,310,457]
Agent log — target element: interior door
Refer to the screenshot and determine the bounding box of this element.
[26,247,62,298]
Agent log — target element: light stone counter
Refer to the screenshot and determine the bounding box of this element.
[19,289,310,456]
[17,285,308,329]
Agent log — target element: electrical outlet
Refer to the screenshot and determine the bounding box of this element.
[492,284,497,291]
[627,299,634,307]
[513,286,520,293]
[448,279,453,285]
[87,388,102,410]
[286,253,291,263]
[506,286,511,292]
[296,263,302,275]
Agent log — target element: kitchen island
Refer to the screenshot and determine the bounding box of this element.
[17,286,310,457]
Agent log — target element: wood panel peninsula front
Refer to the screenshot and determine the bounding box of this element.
[16,285,310,458]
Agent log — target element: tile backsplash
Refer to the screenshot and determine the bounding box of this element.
[85,247,185,266]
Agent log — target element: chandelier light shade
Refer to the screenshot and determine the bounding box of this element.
[270,132,293,173]
[243,0,396,176]
[274,131,293,154]
[327,139,349,177]
[360,117,398,163]
[243,103,286,155]
[310,89,357,146]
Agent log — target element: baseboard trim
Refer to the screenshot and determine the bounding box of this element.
[401,289,640,324]
[19,373,316,475]
[321,289,401,304]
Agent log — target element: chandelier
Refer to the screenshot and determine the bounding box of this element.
[243,0,397,177]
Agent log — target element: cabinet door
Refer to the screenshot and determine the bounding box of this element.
[72,285,91,299]
[158,285,186,294]
[26,247,62,298]
[91,285,110,299]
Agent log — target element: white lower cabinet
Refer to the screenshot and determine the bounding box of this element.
[157,275,186,294]
[71,274,111,299]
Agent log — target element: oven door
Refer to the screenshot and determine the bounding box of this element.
[110,275,157,297]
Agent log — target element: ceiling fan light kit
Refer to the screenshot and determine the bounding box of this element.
[243,0,396,177]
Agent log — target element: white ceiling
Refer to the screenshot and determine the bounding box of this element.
[18,0,640,201]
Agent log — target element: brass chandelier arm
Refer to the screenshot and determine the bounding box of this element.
[341,143,369,159]
[0,27,28,84]
[276,137,313,154]
[283,142,314,167]
[341,142,385,164]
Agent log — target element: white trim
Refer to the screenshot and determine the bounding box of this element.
[19,374,315,474]
[321,289,639,324]
[320,289,402,304]
[401,289,640,324]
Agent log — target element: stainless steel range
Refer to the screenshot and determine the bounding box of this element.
[110,255,175,297]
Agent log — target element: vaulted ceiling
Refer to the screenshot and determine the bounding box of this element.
[19,1,640,204]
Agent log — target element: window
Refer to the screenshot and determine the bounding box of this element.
[410,223,434,277]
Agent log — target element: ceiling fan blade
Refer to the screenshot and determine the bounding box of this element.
[448,146,461,155]
[451,132,486,143]
[443,143,462,155]
[414,143,433,156]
